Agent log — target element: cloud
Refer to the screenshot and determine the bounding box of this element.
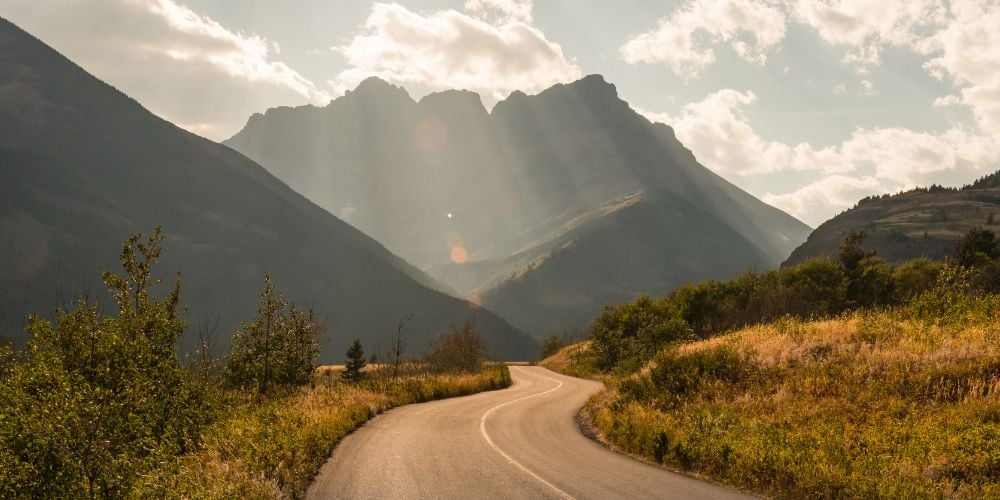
[4,0,327,140]
[331,2,580,104]
[666,87,998,180]
[464,0,533,24]
[923,0,1000,136]
[621,0,787,76]
[790,0,946,56]
[665,89,853,176]
[840,126,1000,185]
[654,87,1000,222]
[762,175,884,225]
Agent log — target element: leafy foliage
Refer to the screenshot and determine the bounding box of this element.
[579,228,1000,375]
[0,228,220,497]
[224,274,320,393]
[426,320,488,373]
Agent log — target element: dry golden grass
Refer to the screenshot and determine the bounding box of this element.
[540,340,598,378]
[589,307,1000,498]
[139,366,511,498]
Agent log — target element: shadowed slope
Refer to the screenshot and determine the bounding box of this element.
[0,18,536,360]
[225,74,810,337]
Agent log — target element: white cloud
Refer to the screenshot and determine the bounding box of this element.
[933,95,960,107]
[860,79,874,95]
[4,0,327,140]
[676,88,997,182]
[840,126,1000,185]
[652,86,1000,222]
[833,83,847,95]
[790,0,946,55]
[665,89,853,176]
[621,0,787,76]
[634,107,674,125]
[923,0,1000,135]
[464,0,533,24]
[762,175,884,225]
[331,2,580,104]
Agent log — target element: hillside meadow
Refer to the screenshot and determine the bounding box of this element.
[545,286,1000,497]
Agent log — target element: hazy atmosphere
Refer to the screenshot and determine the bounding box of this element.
[4,1,1000,498]
[6,0,999,225]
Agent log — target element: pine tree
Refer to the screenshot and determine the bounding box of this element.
[342,338,367,383]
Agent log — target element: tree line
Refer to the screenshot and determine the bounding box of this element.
[584,226,1000,373]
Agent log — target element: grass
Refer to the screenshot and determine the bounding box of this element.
[137,365,511,498]
[539,340,599,379]
[548,298,1000,498]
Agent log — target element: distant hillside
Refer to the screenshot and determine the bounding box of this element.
[226,75,810,337]
[784,177,1000,267]
[0,18,536,361]
[479,191,773,336]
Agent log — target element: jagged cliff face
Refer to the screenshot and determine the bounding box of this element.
[225,75,812,336]
[0,18,538,361]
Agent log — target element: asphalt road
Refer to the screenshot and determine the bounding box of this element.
[306,366,752,499]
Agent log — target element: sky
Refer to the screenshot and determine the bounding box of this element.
[3,0,999,226]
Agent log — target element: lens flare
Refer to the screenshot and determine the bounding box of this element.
[414,117,447,152]
[466,291,482,309]
[450,245,468,264]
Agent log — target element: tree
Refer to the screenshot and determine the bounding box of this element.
[391,314,412,379]
[426,320,487,373]
[225,274,320,393]
[953,227,999,268]
[342,339,367,383]
[838,230,874,274]
[892,258,943,301]
[0,228,217,497]
[540,334,567,360]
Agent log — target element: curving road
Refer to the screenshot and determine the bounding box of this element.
[306,366,751,499]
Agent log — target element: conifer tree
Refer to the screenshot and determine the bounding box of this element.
[342,338,366,383]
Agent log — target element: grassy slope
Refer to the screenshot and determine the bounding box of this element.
[784,187,1000,267]
[139,366,511,498]
[544,311,1000,497]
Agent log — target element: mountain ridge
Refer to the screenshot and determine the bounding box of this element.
[0,17,537,360]
[224,72,812,337]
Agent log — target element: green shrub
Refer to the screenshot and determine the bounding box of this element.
[426,320,487,373]
[0,228,220,497]
[224,274,320,393]
[590,296,694,372]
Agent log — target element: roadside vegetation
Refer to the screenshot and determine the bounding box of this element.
[0,228,509,498]
[544,227,1000,497]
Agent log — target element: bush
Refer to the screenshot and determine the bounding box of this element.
[224,274,320,393]
[0,228,219,497]
[892,257,943,301]
[540,334,568,360]
[591,296,694,372]
[426,320,487,373]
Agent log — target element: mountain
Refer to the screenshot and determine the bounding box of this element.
[225,75,811,337]
[0,18,537,361]
[784,175,1000,267]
